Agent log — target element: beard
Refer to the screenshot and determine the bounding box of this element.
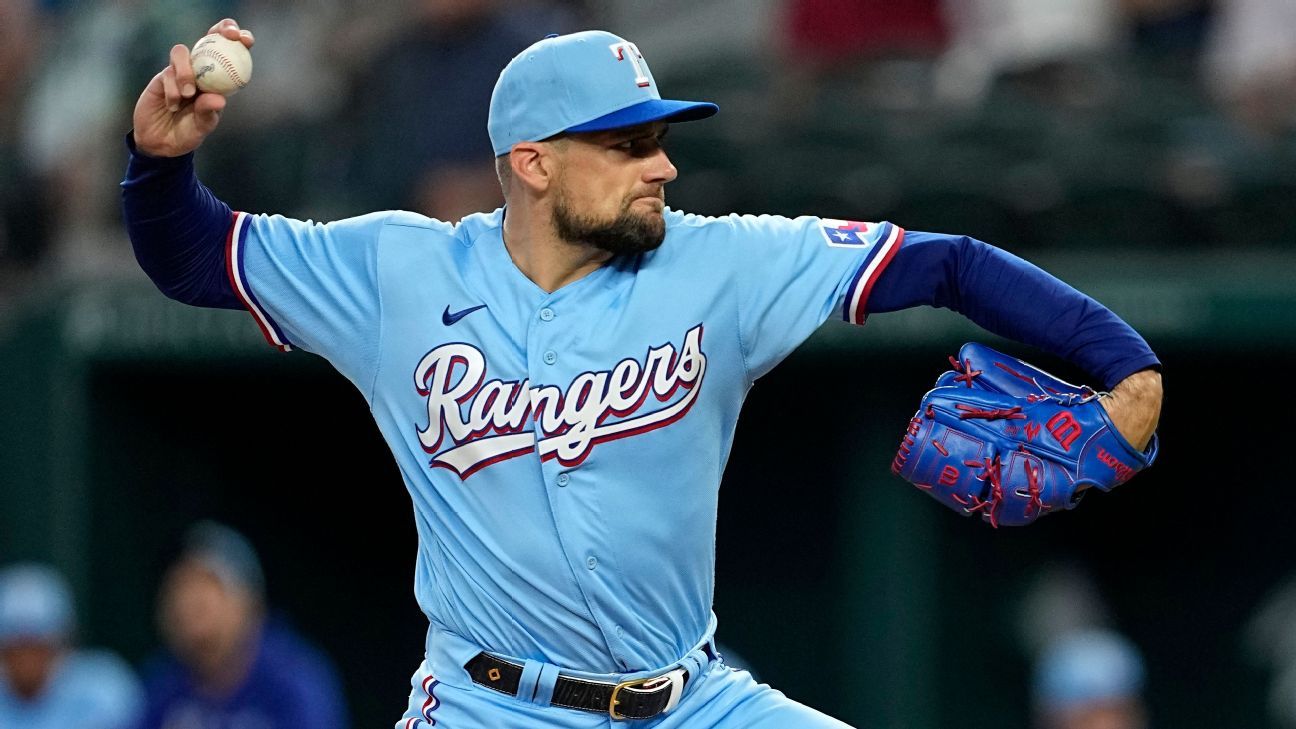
[552,187,667,256]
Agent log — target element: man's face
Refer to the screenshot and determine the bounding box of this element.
[158,560,258,678]
[549,121,678,256]
[0,640,61,699]
[1047,701,1147,729]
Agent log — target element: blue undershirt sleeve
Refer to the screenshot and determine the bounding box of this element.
[864,231,1160,389]
[119,133,241,310]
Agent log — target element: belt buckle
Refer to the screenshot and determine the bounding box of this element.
[609,668,685,720]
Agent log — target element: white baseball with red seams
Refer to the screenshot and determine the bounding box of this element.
[190,34,252,95]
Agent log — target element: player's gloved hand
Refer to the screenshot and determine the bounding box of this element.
[892,343,1158,527]
[132,18,254,158]
[937,342,1162,450]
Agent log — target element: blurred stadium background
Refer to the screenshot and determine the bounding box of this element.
[1,0,1294,726]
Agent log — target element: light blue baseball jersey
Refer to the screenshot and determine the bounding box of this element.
[0,649,142,729]
[226,206,902,675]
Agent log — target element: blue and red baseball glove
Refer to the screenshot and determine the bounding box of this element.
[892,343,1159,527]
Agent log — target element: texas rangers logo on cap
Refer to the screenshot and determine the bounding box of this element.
[487,31,718,157]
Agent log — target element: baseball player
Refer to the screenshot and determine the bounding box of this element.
[122,20,1163,727]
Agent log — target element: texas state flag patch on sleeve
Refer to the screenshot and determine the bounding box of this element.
[819,219,875,247]
[832,219,905,325]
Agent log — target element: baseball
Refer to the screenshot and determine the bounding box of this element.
[190,34,252,95]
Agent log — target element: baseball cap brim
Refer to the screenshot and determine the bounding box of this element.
[565,98,718,133]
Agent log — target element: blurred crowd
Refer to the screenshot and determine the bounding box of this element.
[1,0,1294,314]
[11,543,1296,727]
[1,522,347,729]
[780,0,1295,117]
[1018,565,1151,729]
[0,0,586,311]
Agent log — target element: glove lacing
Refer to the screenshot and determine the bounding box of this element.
[956,455,1005,527]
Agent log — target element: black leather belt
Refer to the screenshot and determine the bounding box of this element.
[465,645,716,720]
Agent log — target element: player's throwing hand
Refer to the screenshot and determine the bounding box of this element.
[131,18,254,159]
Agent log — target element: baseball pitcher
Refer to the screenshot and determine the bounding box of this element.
[122,20,1163,728]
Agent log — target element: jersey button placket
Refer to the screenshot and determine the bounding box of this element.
[526,295,628,666]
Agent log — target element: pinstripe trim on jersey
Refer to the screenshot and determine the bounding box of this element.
[397,672,441,727]
[225,211,293,352]
[841,222,904,325]
[420,673,441,722]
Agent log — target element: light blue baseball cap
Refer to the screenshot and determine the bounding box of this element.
[179,521,266,598]
[1034,629,1146,709]
[0,564,75,645]
[488,30,718,157]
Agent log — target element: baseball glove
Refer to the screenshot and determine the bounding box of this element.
[892,343,1159,527]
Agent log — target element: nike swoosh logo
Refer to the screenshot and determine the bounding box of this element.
[442,304,487,326]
